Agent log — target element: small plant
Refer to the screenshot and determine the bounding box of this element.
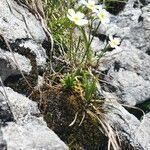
[61,73,76,90]
[82,75,97,102]
[43,0,122,149]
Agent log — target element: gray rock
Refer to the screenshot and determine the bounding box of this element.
[105,100,142,149]
[0,88,14,123]
[94,0,150,106]
[0,0,46,42]
[142,0,150,5]
[91,1,150,148]
[142,4,150,30]
[0,0,68,149]
[0,87,39,120]
[19,40,47,71]
[2,116,68,150]
[0,0,48,83]
[0,87,68,150]
[114,2,150,53]
[97,40,150,105]
[0,48,32,82]
[136,113,150,150]
[0,129,7,150]
[101,92,149,149]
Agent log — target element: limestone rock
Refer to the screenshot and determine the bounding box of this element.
[0,87,68,150]
[94,0,150,106]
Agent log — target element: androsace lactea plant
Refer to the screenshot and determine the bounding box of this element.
[60,1,121,149]
[65,0,121,99]
[80,0,100,11]
[109,35,121,49]
[66,0,120,66]
[67,9,88,26]
[96,8,110,25]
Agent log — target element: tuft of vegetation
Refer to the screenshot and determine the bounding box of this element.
[38,0,127,149]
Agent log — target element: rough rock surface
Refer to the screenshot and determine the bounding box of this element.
[0,0,68,149]
[0,129,7,150]
[136,112,150,149]
[94,0,150,106]
[0,87,68,150]
[105,101,142,149]
[0,0,48,82]
[0,0,46,42]
[92,0,150,149]
[0,47,32,82]
[100,91,148,150]
[0,0,150,149]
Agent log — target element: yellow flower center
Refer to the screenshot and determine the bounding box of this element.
[87,4,95,10]
[112,40,119,45]
[73,16,80,22]
[98,13,105,20]
[109,38,120,48]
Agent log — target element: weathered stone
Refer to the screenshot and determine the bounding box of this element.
[0,0,69,149]
[93,0,150,106]
[19,40,47,70]
[0,0,48,83]
[136,112,150,149]
[0,129,7,150]
[91,1,150,149]
[104,100,142,149]
[0,87,68,150]
[0,0,46,42]
[2,116,68,150]
[0,48,32,82]
[0,89,14,124]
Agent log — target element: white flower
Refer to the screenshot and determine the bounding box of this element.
[96,9,110,25]
[67,9,88,26]
[108,35,121,49]
[80,0,101,11]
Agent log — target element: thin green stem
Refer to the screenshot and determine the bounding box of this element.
[80,21,101,65]
[69,28,74,64]
[96,45,108,66]
[80,27,92,64]
[89,21,101,46]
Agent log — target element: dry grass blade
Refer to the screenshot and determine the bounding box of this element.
[69,112,78,126]
[79,111,86,126]
[90,104,120,150]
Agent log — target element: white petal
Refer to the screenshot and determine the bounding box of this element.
[109,35,113,41]
[80,0,88,5]
[67,14,74,21]
[68,9,75,17]
[75,19,88,26]
[114,38,121,43]
[88,0,95,5]
[76,12,85,19]
[109,43,115,48]
[101,18,110,24]
[96,5,103,12]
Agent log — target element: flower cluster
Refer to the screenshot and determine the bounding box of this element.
[109,35,121,50]
[68,0,110,26]
[67,9,88,26]
[81,0,100,11]
[67,0,121,49]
